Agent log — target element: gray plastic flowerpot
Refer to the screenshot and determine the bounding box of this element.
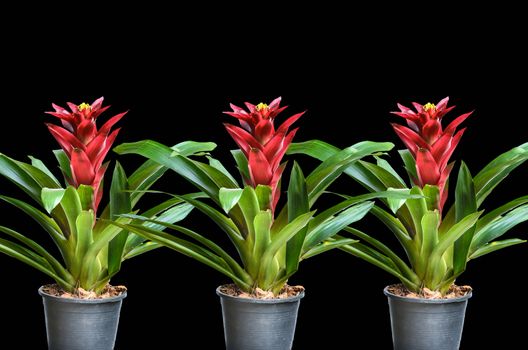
[39,286,127,350]
[216,286,305,350]
[384,286,472,350]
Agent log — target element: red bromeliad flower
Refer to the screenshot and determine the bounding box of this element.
[391,97,472,212]
[46,97,126,212]
[224,97,304,213]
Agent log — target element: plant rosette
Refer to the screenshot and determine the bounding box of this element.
[289,97,528,349]
[113,97,407,349]
[0,97,212,349]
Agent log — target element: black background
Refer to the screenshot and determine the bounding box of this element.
[1,10,527,349]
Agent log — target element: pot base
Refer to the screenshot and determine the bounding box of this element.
[384,286,472,350]
[39,286,127,350]
[217,286,304,350]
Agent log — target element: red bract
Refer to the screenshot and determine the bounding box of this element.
[224,97,304,212]
[391,97,472,212]
[46,97,126,212]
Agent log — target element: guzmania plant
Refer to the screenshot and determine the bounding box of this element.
[0,97,213,295]
[289,97,528,295]
[113,97,402,295]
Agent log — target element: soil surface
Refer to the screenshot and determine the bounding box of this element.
[41,284,127,299]
[387,283,472,299]
[220,284,304,299]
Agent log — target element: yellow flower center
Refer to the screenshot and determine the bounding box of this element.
[78,103,91,111]
[423,103,436,111]
[256,103,269,111]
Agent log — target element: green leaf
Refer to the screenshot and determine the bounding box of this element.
[370,206,413,249]
[398,149,418,183]
[476,195,528,231]
[108,162,132,276]
[41,188,66,214]
[28,156,61,186]
[113,220,252,290]
[114,140,222,201]
[420,210,440,263]
[304,141,395,205]
[74,210,95,260]
[255,185,272,211]
[176,195,244,246]
[231,149,250,182]
[304,202,374,250]
[123,141,216,206]
[342,228,418,283]
[219,188,244,213]
[193,161,239,189]
[431,212,482,260]
[208,156,239,185]
[0,153,44,204]
[453,162,477,276]
[469,238,526,259]
[422,185,440,211]
[150,202,194,229]
[81,217,133,281]
[471,204,528,252]
[17,161,63,190]
[60,186,83,238]
[0,195,67,254]
[386,187,411,214]
[473,142,528,206]
[76,185,95,211]
[124,241,162,259]
[259,211,314,278]
[375,155,408,186]
[122,214,249,281]
[126,160,167,206]
[53,149,72,182]
[0,225,73,284]
[287,139,341,160]
[0,236,72,290]
[236,186,260,239]
[302,237,358,260]
[170,140,217,156]
[252,210,273,263]
[359,160,407,189]
[289,140,395,194]
[339,242,419,291]
[405,186,427,239]
[286,162,309,276]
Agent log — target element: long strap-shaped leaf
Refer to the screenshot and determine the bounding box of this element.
[471,204,528,252]
[301,237,358,259]
[0,226,72,282]
[304,202,374,251]
[120,214,250,283]
[425,212,482,285]
[126,141,217,205]
[0,234,72,289]
[0,195,69,260]
[476,195,528,231]
[114,140,230,202]
[339,243,420,291]
[288,140,395,195]
[112,221,252,289]
[342,228,419,284]
[257,212,314,283]
[469,238,526,259]
[473,142,528,206]
[0,154,46,204]
[303,142,395,206]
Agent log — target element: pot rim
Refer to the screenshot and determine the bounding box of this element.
[383,285,472,304]
[38,286,127,304]
[216,285,305,304]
